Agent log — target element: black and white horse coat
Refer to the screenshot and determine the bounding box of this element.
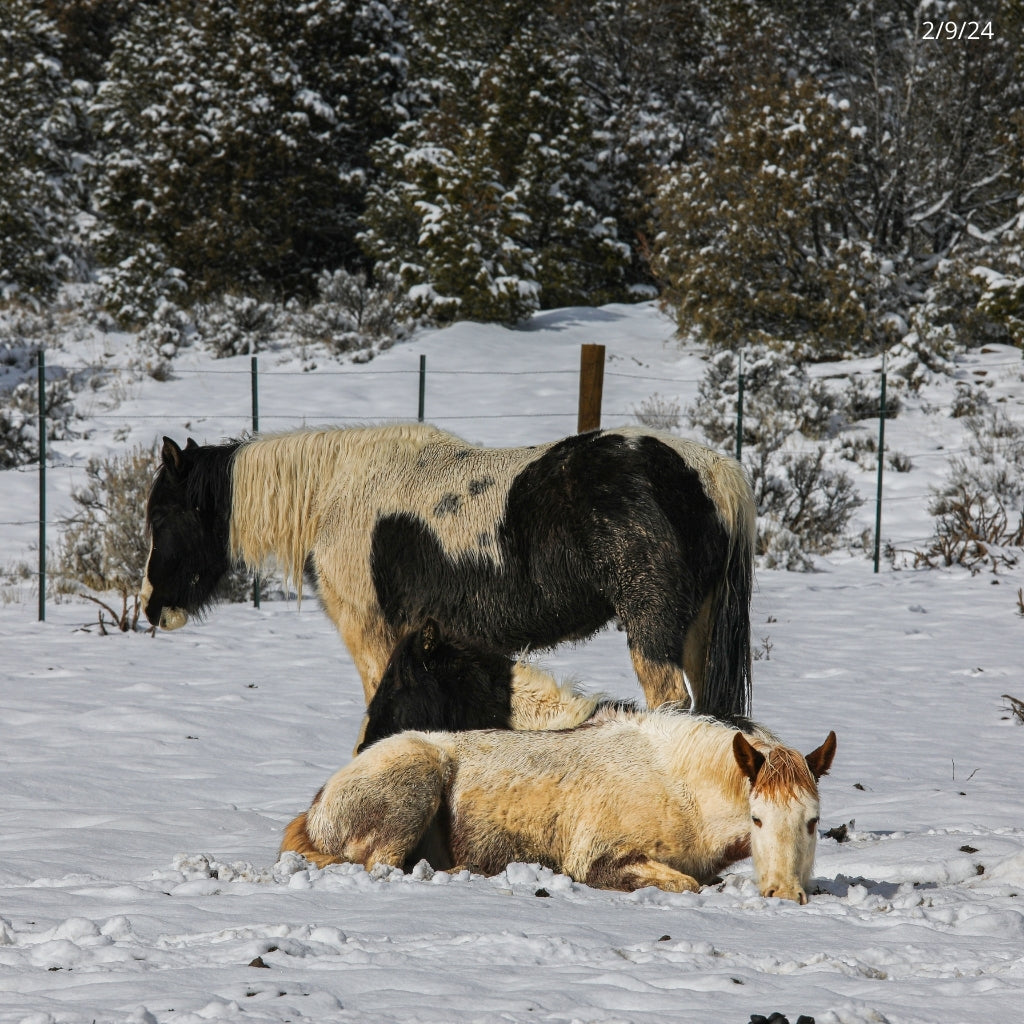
[142,424,755,715]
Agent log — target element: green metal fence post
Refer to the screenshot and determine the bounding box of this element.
[418,354,426,422]
[873,351,888,574]
[38,349,46,621]
[735,348,745,462]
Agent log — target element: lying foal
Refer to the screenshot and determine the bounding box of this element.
[285,627,836,901]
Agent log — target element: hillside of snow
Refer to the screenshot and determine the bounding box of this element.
[1,302,1023,1024]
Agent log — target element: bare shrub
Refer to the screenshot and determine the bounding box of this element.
[749,447,863,570]
[55,443,157,630]
[691,346,897,447]
[0,373,76,468]
[689,348,863,568]
[1002,695,1024,726]
[911,486,1023,573]
[908,410,1024,574]
[0,561,34,605]
[634,393,681,432]
[137,301,193,378]
[951,382,989,419]
[296,269,413,356]
[194,294,279,358]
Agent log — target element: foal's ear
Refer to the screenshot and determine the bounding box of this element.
[161,436,184,471]
[733,731,765,786]
[805,730,837,781]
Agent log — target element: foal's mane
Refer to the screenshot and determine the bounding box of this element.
[750,746,818,801]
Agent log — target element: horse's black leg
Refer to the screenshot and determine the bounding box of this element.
[614,582,699,708]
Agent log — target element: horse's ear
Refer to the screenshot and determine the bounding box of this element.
[732,731,765,786]
[185,437,199,450]
[805,731,837,781]
[161,437,183,471]
[420,619,440,652]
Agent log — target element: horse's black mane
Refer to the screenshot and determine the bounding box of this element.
[146,439,241,527]
[358,621,516,752]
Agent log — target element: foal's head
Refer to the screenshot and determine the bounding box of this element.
[359,620,514,752]
[732,730,837,904]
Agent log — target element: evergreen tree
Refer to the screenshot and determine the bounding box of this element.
[361,0,635,321]
[653,74,870,355]
[835,0,1023,348]
[90,0,406,318]
[564,0,716,284]
[0,1,87,300]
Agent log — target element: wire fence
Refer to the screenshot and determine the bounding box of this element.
[6,345,1023,620]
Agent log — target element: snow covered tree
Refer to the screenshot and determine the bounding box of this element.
[362,119,539,322]
[90,0,407,318]
[42,0,139,84]
[361,1,635,321]
[835,0,1024,350]
[565,0,717,272]
[653,74,870,356]
[0,1,87,300]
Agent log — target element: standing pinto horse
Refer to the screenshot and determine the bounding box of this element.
[142,424,755,715]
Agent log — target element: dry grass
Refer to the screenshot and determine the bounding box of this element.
[1001,694,1024,726]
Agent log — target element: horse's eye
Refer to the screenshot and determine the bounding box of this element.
[751,817,763,828]
[807,817,819,835]
[191,573,200,585]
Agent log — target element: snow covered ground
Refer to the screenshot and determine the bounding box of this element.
[2,303,1023,1023]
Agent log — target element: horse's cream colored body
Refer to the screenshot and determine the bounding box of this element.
[229,426,550,696]
[284,705,836,902]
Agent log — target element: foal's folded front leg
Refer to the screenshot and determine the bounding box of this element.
[583,851,702,893]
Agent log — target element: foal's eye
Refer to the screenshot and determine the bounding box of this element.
[751,817,763,828]
[807,817,819,835]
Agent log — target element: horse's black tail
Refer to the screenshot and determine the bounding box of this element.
[696,483,754,718]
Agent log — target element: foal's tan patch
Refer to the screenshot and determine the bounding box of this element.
[508,663,601,730]
[583,851,701,893]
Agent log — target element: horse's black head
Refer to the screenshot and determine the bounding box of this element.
[358,620,515,751]
[142,436,238,630]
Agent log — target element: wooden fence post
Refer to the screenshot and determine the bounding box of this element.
[577,344,605,432]
[251,356,261,608]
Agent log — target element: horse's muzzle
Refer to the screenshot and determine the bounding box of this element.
[140,578,187,630]
[158,607,188,630]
